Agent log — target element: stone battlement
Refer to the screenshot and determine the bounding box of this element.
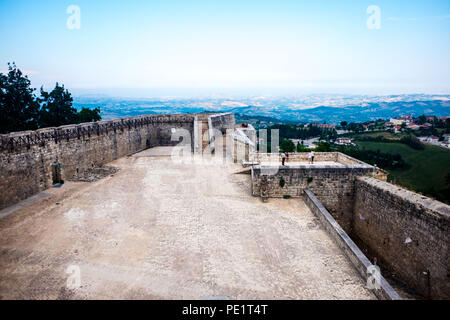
[250,151,372,167]
[0,112,235,210]
[250,153,449,299]
[353,176,450,299]
[0,114,195,153]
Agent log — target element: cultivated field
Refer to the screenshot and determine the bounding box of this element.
[355,141,450,204]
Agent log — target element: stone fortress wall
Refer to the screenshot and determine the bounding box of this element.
[251,152,375,231]
[353,177,449,299]
[192,113,236,155]
[250,151,364,164]
[193,112,252,162]
[209,113,236,134]
[251,151,449,299]
[0,113,235,210]
[1,111,448,299]
[208,113,236,156]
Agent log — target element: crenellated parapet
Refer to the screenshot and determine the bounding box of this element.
[0,114,195,152]
[0,112,237,210]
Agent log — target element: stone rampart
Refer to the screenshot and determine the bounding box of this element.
[0,114,194,209]
[251,161,374,232]
[353,176,450,299]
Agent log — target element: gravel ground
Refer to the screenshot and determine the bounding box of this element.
[0,147,375,300]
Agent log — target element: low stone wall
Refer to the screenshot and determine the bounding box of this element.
[304,190,401,300]
[353,176,450,299]
[250,152,337,163]
[251,163,374,232]
[0,114,195,210]
[373,167,388,181]
[336,152,370,166]
[250,152,364,165]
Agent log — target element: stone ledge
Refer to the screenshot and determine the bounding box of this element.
[304,189,402,300]
[357,176,450,220]
[253,164,374,170]
[0,113,196,138]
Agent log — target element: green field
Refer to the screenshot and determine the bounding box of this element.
[348,131,407,140]
[355,141,450,203]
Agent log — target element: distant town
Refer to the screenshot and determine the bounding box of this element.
[237,113,450,150]
[313,114,450,150]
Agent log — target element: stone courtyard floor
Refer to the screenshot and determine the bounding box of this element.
[0,147,375,299]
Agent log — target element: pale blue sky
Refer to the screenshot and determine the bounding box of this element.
[0,0,449,95]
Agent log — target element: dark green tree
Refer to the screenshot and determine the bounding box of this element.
[400,135,425,150]
[445,172,450,185]
[77,107,101,123]
[431,127,439,137]
[296,142,307,152]
[280,139,295,152]
[347,122,364,133]
[39,83,78,128]
[315,142,331,152]
[417,115,427,125]
[0,63,40,133]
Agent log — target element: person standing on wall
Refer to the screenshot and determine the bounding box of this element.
[285,152,289,163]
[281,152,286,166]
[311,150,315,164]
[308,151,313,164]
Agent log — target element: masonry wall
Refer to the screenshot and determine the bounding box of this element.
[250,152,339,163]
[203,113,235,157]
[192,113,235,154]
[0,114,194,210]
[209,113,235,134]
[231,128,256,163]
[353,176,450,299]
[249,152,367,165]
[251,165,374,232]
[304,190,401,300]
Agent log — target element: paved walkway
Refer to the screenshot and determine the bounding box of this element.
[0,147,374,299]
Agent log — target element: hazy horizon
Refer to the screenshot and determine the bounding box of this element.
[70,88,450,99]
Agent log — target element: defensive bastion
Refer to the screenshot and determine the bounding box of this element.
[0,113,235,210]
[0,112,448,299]
[251,152,449,299]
